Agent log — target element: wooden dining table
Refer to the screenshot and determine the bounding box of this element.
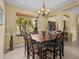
[31,33,64,56]
[31,34,58,59]
[31,34,56,43]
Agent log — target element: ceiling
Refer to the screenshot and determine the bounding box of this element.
[5,0,75,10]
[66,6,79,14]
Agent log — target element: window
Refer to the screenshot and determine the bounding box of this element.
[16,15,34,36]
[16,16,28,36]
[0,7,3,25]
[48,21,56,31]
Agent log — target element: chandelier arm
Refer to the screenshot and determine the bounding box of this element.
[38,0,50,17]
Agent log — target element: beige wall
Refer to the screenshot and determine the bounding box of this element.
[5,4,37,49]
[38,16,48,32]
[0,0,5,59]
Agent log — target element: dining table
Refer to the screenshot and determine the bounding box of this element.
[31,34,56,43]
[31,34,58,59]
[31,33,64,57]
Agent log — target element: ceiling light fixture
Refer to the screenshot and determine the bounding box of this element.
[38,0,50,17]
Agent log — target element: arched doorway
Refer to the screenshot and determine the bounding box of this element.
[62,15,71,41]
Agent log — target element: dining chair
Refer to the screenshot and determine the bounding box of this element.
[42,33,62,59]
[61,31,65,56]
[23,32,43,59]
[56,30,64,56]
[23,32,29,56]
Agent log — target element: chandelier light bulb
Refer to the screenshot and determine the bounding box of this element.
[38,10,41,13]
[41,8,44,11]
[47,9,50,12]
[45,12,48,14]
[38,0,50,16]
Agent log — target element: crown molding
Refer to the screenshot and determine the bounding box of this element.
[62,1,79,10]
[52,0,79,12]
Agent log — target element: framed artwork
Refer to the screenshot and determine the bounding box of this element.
[0,6,3,25]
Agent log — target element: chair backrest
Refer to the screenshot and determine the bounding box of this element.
[55,33,62,46]
[23,32,34,52]
[56,33,61,39]
[23,32,28,40]
[32,27,39,34]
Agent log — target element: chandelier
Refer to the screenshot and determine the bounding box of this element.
[38,0,50,17]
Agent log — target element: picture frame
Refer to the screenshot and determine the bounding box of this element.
[0,6,3,25]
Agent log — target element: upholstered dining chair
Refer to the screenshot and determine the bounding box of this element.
[23,32,43,59]
[61,31,65,56]
[42,33,62,59]
[22,32,29,56]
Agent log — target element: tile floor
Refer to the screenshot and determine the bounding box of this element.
[4,41,79,59]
